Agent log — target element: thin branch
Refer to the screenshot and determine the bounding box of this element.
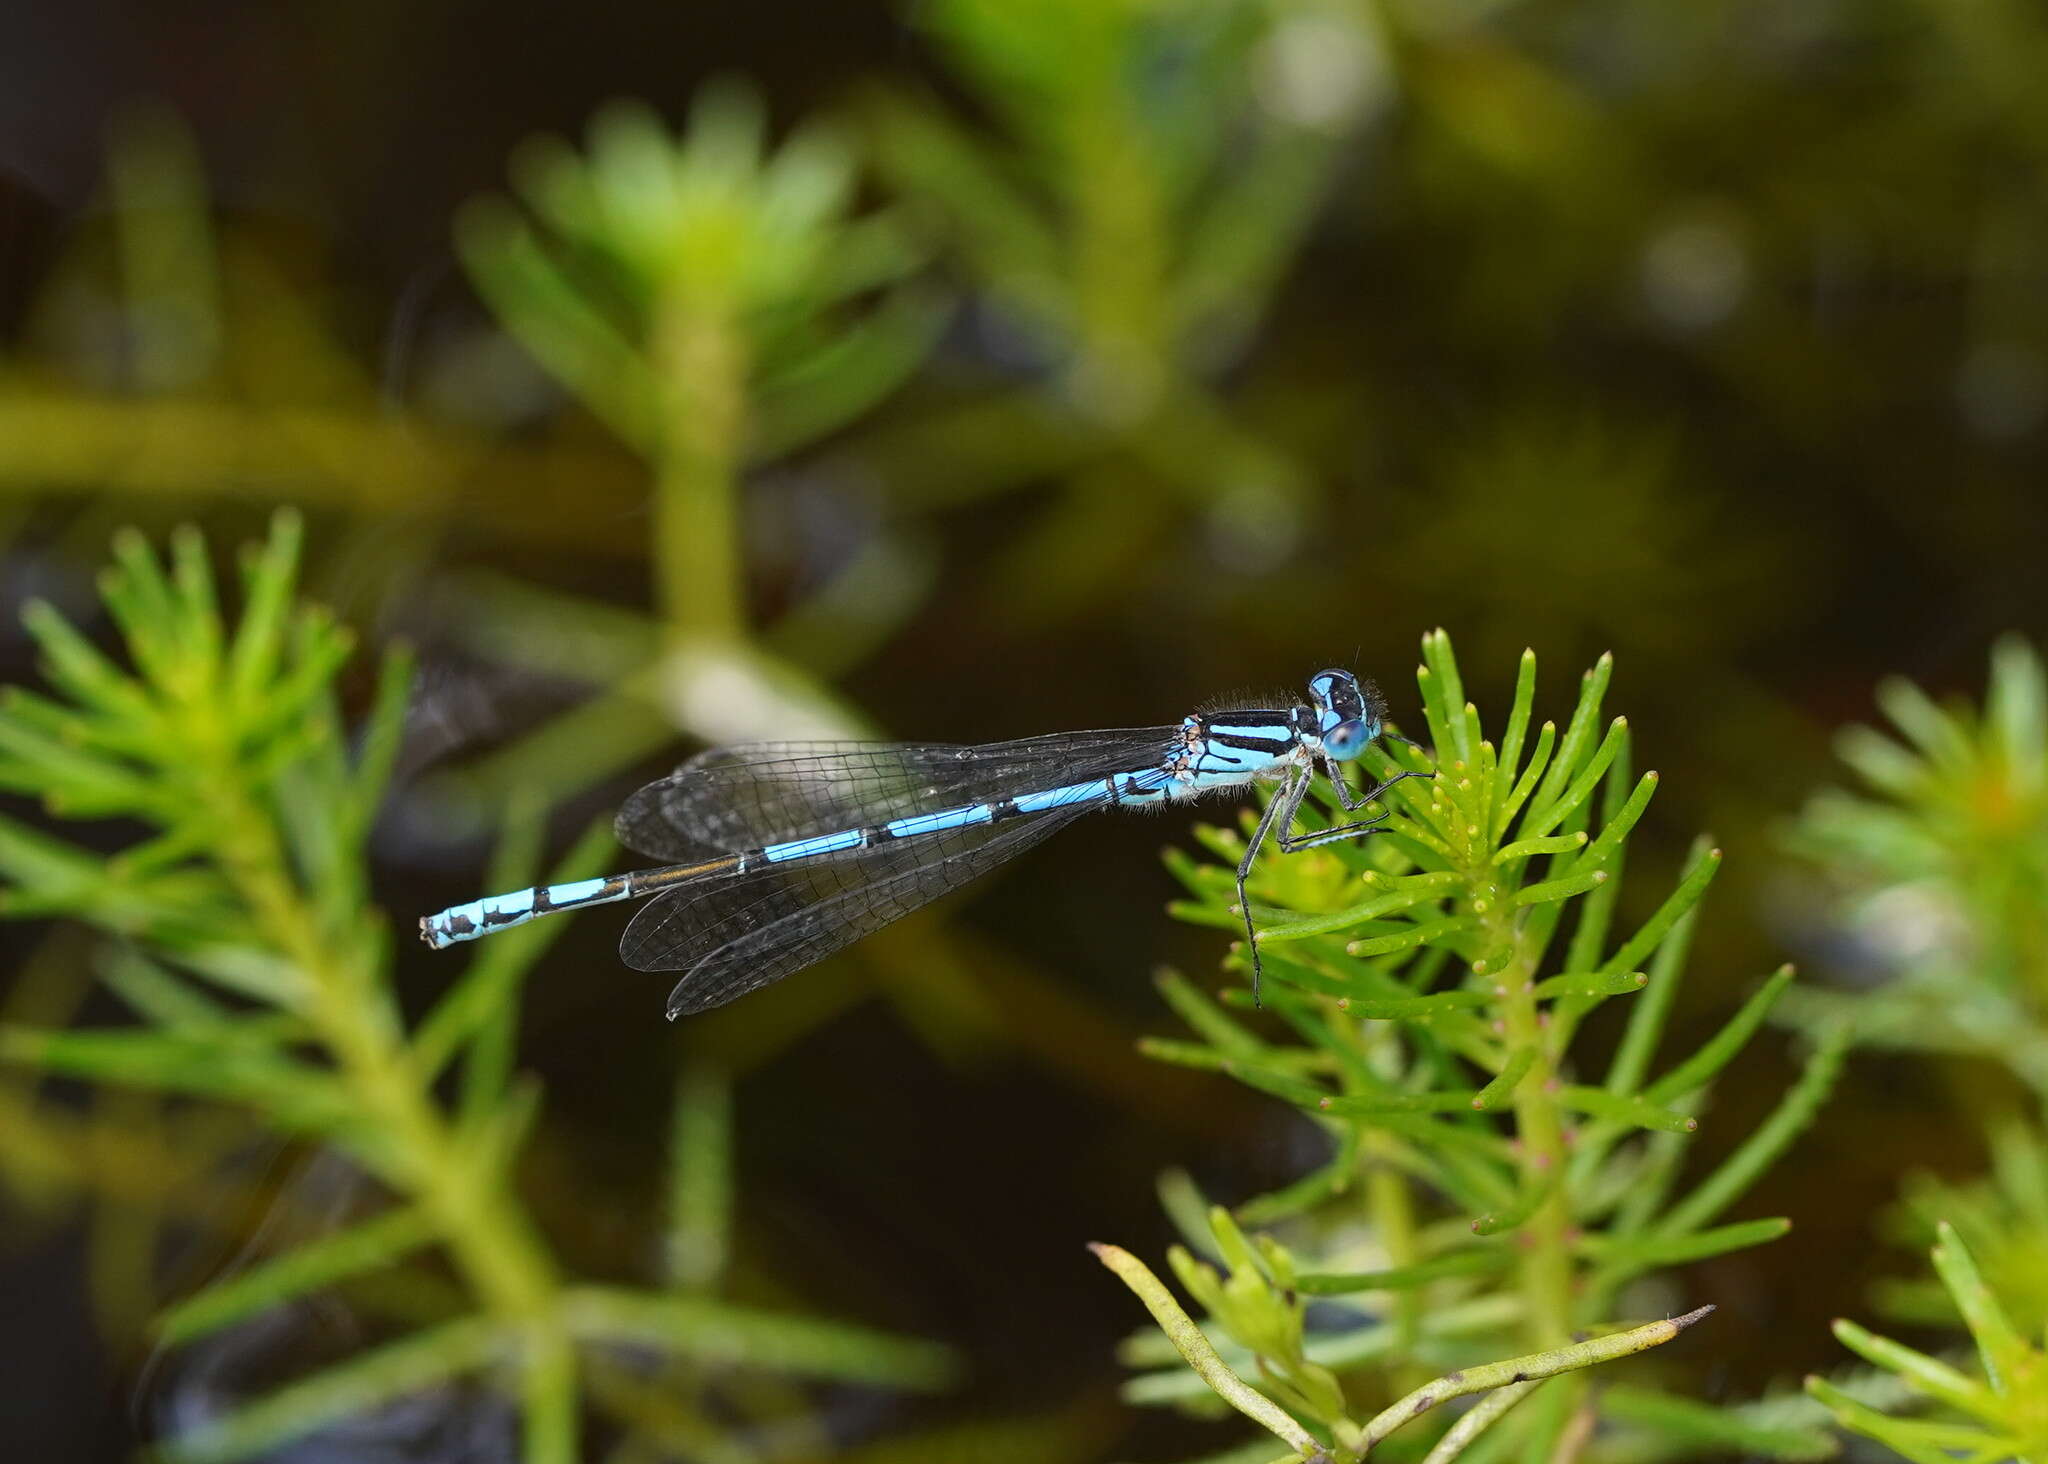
[1362,1306,1714,1453]
[1420,1380,1540,1464]
[1091,1243,1332,1463]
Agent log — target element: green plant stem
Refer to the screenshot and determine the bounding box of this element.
[210,762,576,1460]
[1363,1111,1426,1381]
[1359,1306,1714,1453]
[652,296,749,643]
[1071,81,1169,421]
[1435,771,1583,1460]
[1419,1379,1540,1464]
[1469,871,1576,1350]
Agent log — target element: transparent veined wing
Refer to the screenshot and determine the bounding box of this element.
[624,802,1097,1016]
[614,728,1179,860]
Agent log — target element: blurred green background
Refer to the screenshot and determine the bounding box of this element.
[2,0,2045,1458]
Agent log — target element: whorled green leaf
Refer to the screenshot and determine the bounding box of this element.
[559,1286,956,1390]
[1583,1216,1792,1279]
[666,1063,732,1291]
[1556,1085,1696,1135]
[155,1205,441,1347]
[1805,1375,2013,1464]
[1642,966,1798,1104]
[1296,1247,1511,1296]
[0,1024,348,1128]
[1826,1316,1999,1421]
[1653,1025,1849,1240]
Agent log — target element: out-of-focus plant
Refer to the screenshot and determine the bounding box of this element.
[446,79,948,824]
[864,0,1383,619]
[1808,1224,2048,1464]
[1384,411,1793,678]
[1878,1117,2048,1337]
[1778,636,2048,1095]
[462,81,941,523]
[0,108,628,558]
[1786,638,2048,1460]
[1096,632,1843,1462]
[0,516,952,1462]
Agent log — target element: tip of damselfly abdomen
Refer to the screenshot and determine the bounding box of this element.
[420,875,635,954]
[422,897,510,949]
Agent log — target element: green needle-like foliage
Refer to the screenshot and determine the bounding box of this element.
[440,80,942,831]
[0,515,953,1461]
[1780,635,2048,1097]
[865,0,1372,618]
[447,79,941,828]
[879,0,1363,404]
[461,79,941,482]
[1101,632,1839,1464]
[1809,1224,2048,1464]
[1879,1116,2048,1338]
[1784,638,2048,1460]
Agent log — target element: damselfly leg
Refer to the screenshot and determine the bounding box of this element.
[1235,764,1437,1002]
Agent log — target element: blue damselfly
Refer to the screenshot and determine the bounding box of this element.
[420,669,1430,1017]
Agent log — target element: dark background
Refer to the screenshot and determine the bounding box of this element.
[3,0,2045,1459]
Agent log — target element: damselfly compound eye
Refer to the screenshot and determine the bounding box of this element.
[1324,718,1370,760]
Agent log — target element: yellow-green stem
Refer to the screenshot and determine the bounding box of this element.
[1359,1307,1712,1453]
[1360,1015,1426,1387]
[1472,888,1576,1353]
[1071,85,1170,423]
[212,777,577,1462]
[651,298,749,643]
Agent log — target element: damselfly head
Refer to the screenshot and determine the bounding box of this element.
[1307,668,1386,761]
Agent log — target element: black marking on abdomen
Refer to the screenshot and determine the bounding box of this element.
[1116,772,1163,801]
[1208,729,1297,756]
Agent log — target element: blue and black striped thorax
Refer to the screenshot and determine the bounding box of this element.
[1167,706,1310,791]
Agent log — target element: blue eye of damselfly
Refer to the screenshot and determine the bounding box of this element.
[1324,718,1370,760]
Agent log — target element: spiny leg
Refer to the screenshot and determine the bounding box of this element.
[1249,767,1429,983]
[1237,767,1431,1002]
[1273,776,1402,856]
[1325,763,1436,815]
[1236,767,1309,1005]
[1279,816,1391,852]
